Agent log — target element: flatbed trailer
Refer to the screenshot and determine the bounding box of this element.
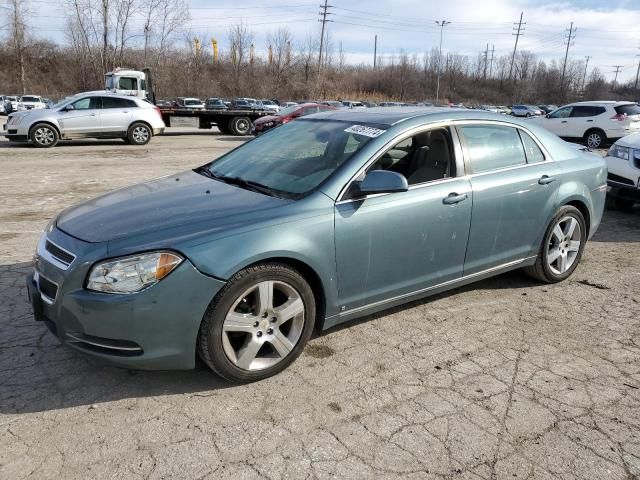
[158,108,270,135]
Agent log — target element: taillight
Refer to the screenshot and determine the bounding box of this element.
[153,105,163,120]
[611,113,626,121]
[281,117,291,124]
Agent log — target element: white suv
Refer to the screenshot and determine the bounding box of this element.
[17,95,47,111]
[531,101,640,149]
[605,134,640,211]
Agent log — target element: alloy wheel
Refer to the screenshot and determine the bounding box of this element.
[132,126,150,143]
[546,215,581,275]
[222,280,305,371]
[35,127,55,145]
[586,132,602,149]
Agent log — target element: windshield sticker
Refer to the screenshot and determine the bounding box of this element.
[344,125,386,138]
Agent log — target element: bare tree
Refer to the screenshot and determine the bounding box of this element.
[266,27,293,98]
[8,0,28,93]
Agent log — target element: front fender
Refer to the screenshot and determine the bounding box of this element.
[181,209,340,317]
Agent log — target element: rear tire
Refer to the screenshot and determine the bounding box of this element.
[127,122,152,145]
[584,129,606,149]
[30,123,59,148]
[197,263,315,383]
[230,116,252,136]
[523,205,587,283]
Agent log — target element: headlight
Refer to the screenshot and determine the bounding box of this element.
[86,251,183,294]
[607,144,629,160]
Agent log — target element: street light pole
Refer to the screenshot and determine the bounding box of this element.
[435,20,450,104]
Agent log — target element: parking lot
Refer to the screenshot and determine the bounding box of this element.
[1,127,639,479]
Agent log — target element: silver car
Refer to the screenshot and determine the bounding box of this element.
[2,92,166,148]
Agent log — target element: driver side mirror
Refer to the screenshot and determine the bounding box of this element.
[355,170,409,197]
[62,105,75,112]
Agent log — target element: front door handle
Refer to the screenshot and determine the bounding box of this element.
[561,120,567,123]
[539,175,556,185]
[122,110,129,113]
[89,113,97,116]
[443,192,468,205]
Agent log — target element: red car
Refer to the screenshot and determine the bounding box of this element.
[252,103,337,134]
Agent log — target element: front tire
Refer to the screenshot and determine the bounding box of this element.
[127,122,152,145]
[30,123,59,148]
[524,205,587,283]
[197,263,316,383]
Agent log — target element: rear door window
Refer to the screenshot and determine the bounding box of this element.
[570,106,606,117]
[460,125,526,173]
[519,130,545,164]
[102,97,137,108]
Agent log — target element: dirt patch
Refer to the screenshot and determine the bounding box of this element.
[306,344,335,359]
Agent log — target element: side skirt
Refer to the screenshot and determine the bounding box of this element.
[322,256,537,330]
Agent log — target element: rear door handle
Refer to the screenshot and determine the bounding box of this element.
[122,110,129,113]
[89,113,97,116]
[561,120,567,123]
[539,175,556,185]
[443,192,468,205]
[586,119,593,122]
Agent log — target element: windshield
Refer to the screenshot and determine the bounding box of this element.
[20,96,40,102]
[276,105,300,116]
[185,100,201,105]
[203,120,383,197]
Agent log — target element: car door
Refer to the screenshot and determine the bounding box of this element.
[566,105,605,138]
[539,106,572,137]
[457,122,562,275]
[334,125,473,311]
[100,97,134,135]
[57,96,101,137]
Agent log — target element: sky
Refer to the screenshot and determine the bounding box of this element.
[8,0,640,83]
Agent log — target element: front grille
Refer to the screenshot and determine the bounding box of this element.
[608,173,635,186]
[45,240,75,266]
[39,275,58,301]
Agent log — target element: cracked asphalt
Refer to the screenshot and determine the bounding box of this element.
[1,127,639,479]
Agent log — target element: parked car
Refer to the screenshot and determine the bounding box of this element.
[255,99,279,113]
[538,105,558,114]
[0,95,7,114]
[156,99,173,107]
[27,109,606,382]
[510,105,543,117]
[205,98,228,110]
[230,99,257,110]
[180,98,205,110]
[604,134,640,211]
[42,98,55,109]
[319,100,344,109]
[496,106,512,115]
[5,96,19,113]
[252,103,337,134]
[532,101,640,149]
[17,95,47,111]
[282,101,298,108]
[342,101,366,110]
[3,92,165,148]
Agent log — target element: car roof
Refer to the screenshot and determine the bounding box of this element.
[310,106,503,125]
[567,101,635,106]
[71,91,144,101]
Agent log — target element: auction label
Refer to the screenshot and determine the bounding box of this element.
[344,125,386,138]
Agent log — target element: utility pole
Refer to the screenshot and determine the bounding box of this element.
[581,55,591,92]
[373,34,377,70]
[317,0,333,76]
[508,12,525,82]
[634,55,640,91]
[435,19,451,104]
[560,22,576,102]
[483,43,489,79]
[612,65,623,85]
[489,44,495,78]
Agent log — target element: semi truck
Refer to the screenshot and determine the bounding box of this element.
[104,68,269,135]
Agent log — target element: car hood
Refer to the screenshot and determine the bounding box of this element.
[254,115,279,125]
[615,132,640,148]
[56,170,290,243]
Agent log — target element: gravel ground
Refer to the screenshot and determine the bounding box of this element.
[1,126,639,480]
